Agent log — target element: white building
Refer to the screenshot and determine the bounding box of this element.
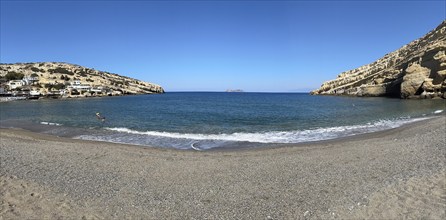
[29,90,41,96]
[67,80,91,91]
[22,77,39,85]
[90,87,104,93]
[7,80,24,89]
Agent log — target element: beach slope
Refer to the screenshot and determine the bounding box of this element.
[1,116,445,219]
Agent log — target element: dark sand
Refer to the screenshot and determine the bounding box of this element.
[1,116,445,219]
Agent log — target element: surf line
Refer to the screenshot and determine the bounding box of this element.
[40,122,62,126]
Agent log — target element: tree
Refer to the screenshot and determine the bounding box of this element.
[5,72,24,80]
[31,67,41,72]
[53,83,65,90]
[48,67,74,75]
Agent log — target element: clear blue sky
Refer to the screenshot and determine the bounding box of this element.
[1,0,445,92]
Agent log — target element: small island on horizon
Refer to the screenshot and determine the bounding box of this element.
[226,89,244,93]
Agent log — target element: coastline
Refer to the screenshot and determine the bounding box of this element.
[0,97,27,102]
[0,92,164,103]
[1,116,445,219]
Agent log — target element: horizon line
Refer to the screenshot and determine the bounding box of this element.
[165,90,312,93]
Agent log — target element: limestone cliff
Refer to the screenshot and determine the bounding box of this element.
[0,62,164,95]
[311,20,446,99]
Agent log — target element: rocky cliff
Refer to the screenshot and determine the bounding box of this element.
[311,20,446,99]
[0,62,164,95]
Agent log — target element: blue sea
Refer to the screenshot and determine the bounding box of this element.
[0,92,444,150]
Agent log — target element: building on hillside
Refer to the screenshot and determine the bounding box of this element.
[7,80,24,89]
[29,90,41,96]
[67,80,92,91]
[23,76,39,85]
[90,86,105,93]
[71,80,81,85]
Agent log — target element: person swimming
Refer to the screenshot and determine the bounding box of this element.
[96,112,106,122]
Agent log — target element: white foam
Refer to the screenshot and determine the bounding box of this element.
[103,117,429,144]
[434,110,443,114]
[40,121,62,126]
[190,142,202,151]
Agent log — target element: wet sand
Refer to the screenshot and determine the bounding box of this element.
[1,116,445,219]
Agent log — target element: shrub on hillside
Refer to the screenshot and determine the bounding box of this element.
[78,70,88,77]
[60,75,68,80]
[5,71,24,80]
[30,67,45,72]
[53,83,65,90]
[48,67,74,75]
[45,83,65,90]
[111,80,123,86]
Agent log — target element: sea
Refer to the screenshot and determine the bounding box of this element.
[0,92,444,150]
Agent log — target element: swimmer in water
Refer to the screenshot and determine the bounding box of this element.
[96,112,106,122]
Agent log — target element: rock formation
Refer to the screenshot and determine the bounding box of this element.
[0,62,164,96]
[311,20,446,99]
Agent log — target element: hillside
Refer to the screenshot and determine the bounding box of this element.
[311,20,446,99]
[0,62,164,96]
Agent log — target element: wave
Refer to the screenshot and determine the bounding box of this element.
[40,121,62,126]
[434,109,443,114]
[102,117,429,144]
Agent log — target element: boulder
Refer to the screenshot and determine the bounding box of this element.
[400,64,431,98]
[373,78,385,84]
[438,69,446,77]
[361,85,387,96]
[422,78,434,91]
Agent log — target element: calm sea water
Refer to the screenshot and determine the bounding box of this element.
[1,92,444,150]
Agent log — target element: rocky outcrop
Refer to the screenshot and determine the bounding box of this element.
[400,64,430,98]
[0,62,164,95]
[311,20,446,99]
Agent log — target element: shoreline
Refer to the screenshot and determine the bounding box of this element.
[0,92,164,103]
[1,115,445,219]
[0,115,441,152]
[1,114,443,151]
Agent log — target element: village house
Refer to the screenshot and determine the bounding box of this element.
[7,80,24,89]
[22,76,39,85]
[66,80,92,91]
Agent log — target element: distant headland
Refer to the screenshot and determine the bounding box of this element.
[226,89,244,93]
[311,20,446,99]
[0,62,164,101]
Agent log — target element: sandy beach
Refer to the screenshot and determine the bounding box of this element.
[1,116,445,219]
